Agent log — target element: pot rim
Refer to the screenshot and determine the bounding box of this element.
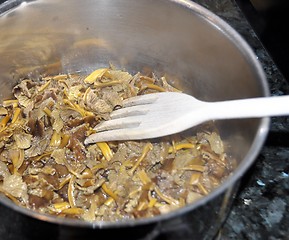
[0,0,270,228]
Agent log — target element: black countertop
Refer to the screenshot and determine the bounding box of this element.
[1,0,289,239]
[194,1,289,239]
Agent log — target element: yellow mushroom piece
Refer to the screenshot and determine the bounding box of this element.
[38,80,51,92]
[140,83,167,92]
[0,107,8,115]
[148,190,158,208]
[104,197,115,207]
[31,151,52,162]
[83,87,91,102]
[9,149,24,173]
[101,182,118,201]
[61,207,84,215]
[50,131,62,147]
[84,68,107,84]
[180,165,206,172]
[43,107,52,117]
[129,142,153,175]
[137,201,148,211]
[51,202,70,213]
[154,186,179,206]
[137,169,151,185]
[59,134,70,148]
[0,114,10,129]
[168,143,195,153]
[63,99,94,117]
[148,197,157,208]
[91,163,106,172]
[53,74,67,82]
[79,168,93,179]
[189,172,202,185]
[94,80,122,88]
[86,128,97,137]
[139,76,155,83]
[96,142,113,161]
[11,107,21,124]
[58,175,72,190]
[2,99,18,108]
[197,182,209,195]
[68,175,76,208]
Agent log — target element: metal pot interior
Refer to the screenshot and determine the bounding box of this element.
[0,0,269,227]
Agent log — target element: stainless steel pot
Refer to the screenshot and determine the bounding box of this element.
[0,0,269,239]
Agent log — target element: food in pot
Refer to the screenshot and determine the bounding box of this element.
[0,67,233,221]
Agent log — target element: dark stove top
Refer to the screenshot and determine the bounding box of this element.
[0,0,289,239]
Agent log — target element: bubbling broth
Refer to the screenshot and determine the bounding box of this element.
[0,66,233,221]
